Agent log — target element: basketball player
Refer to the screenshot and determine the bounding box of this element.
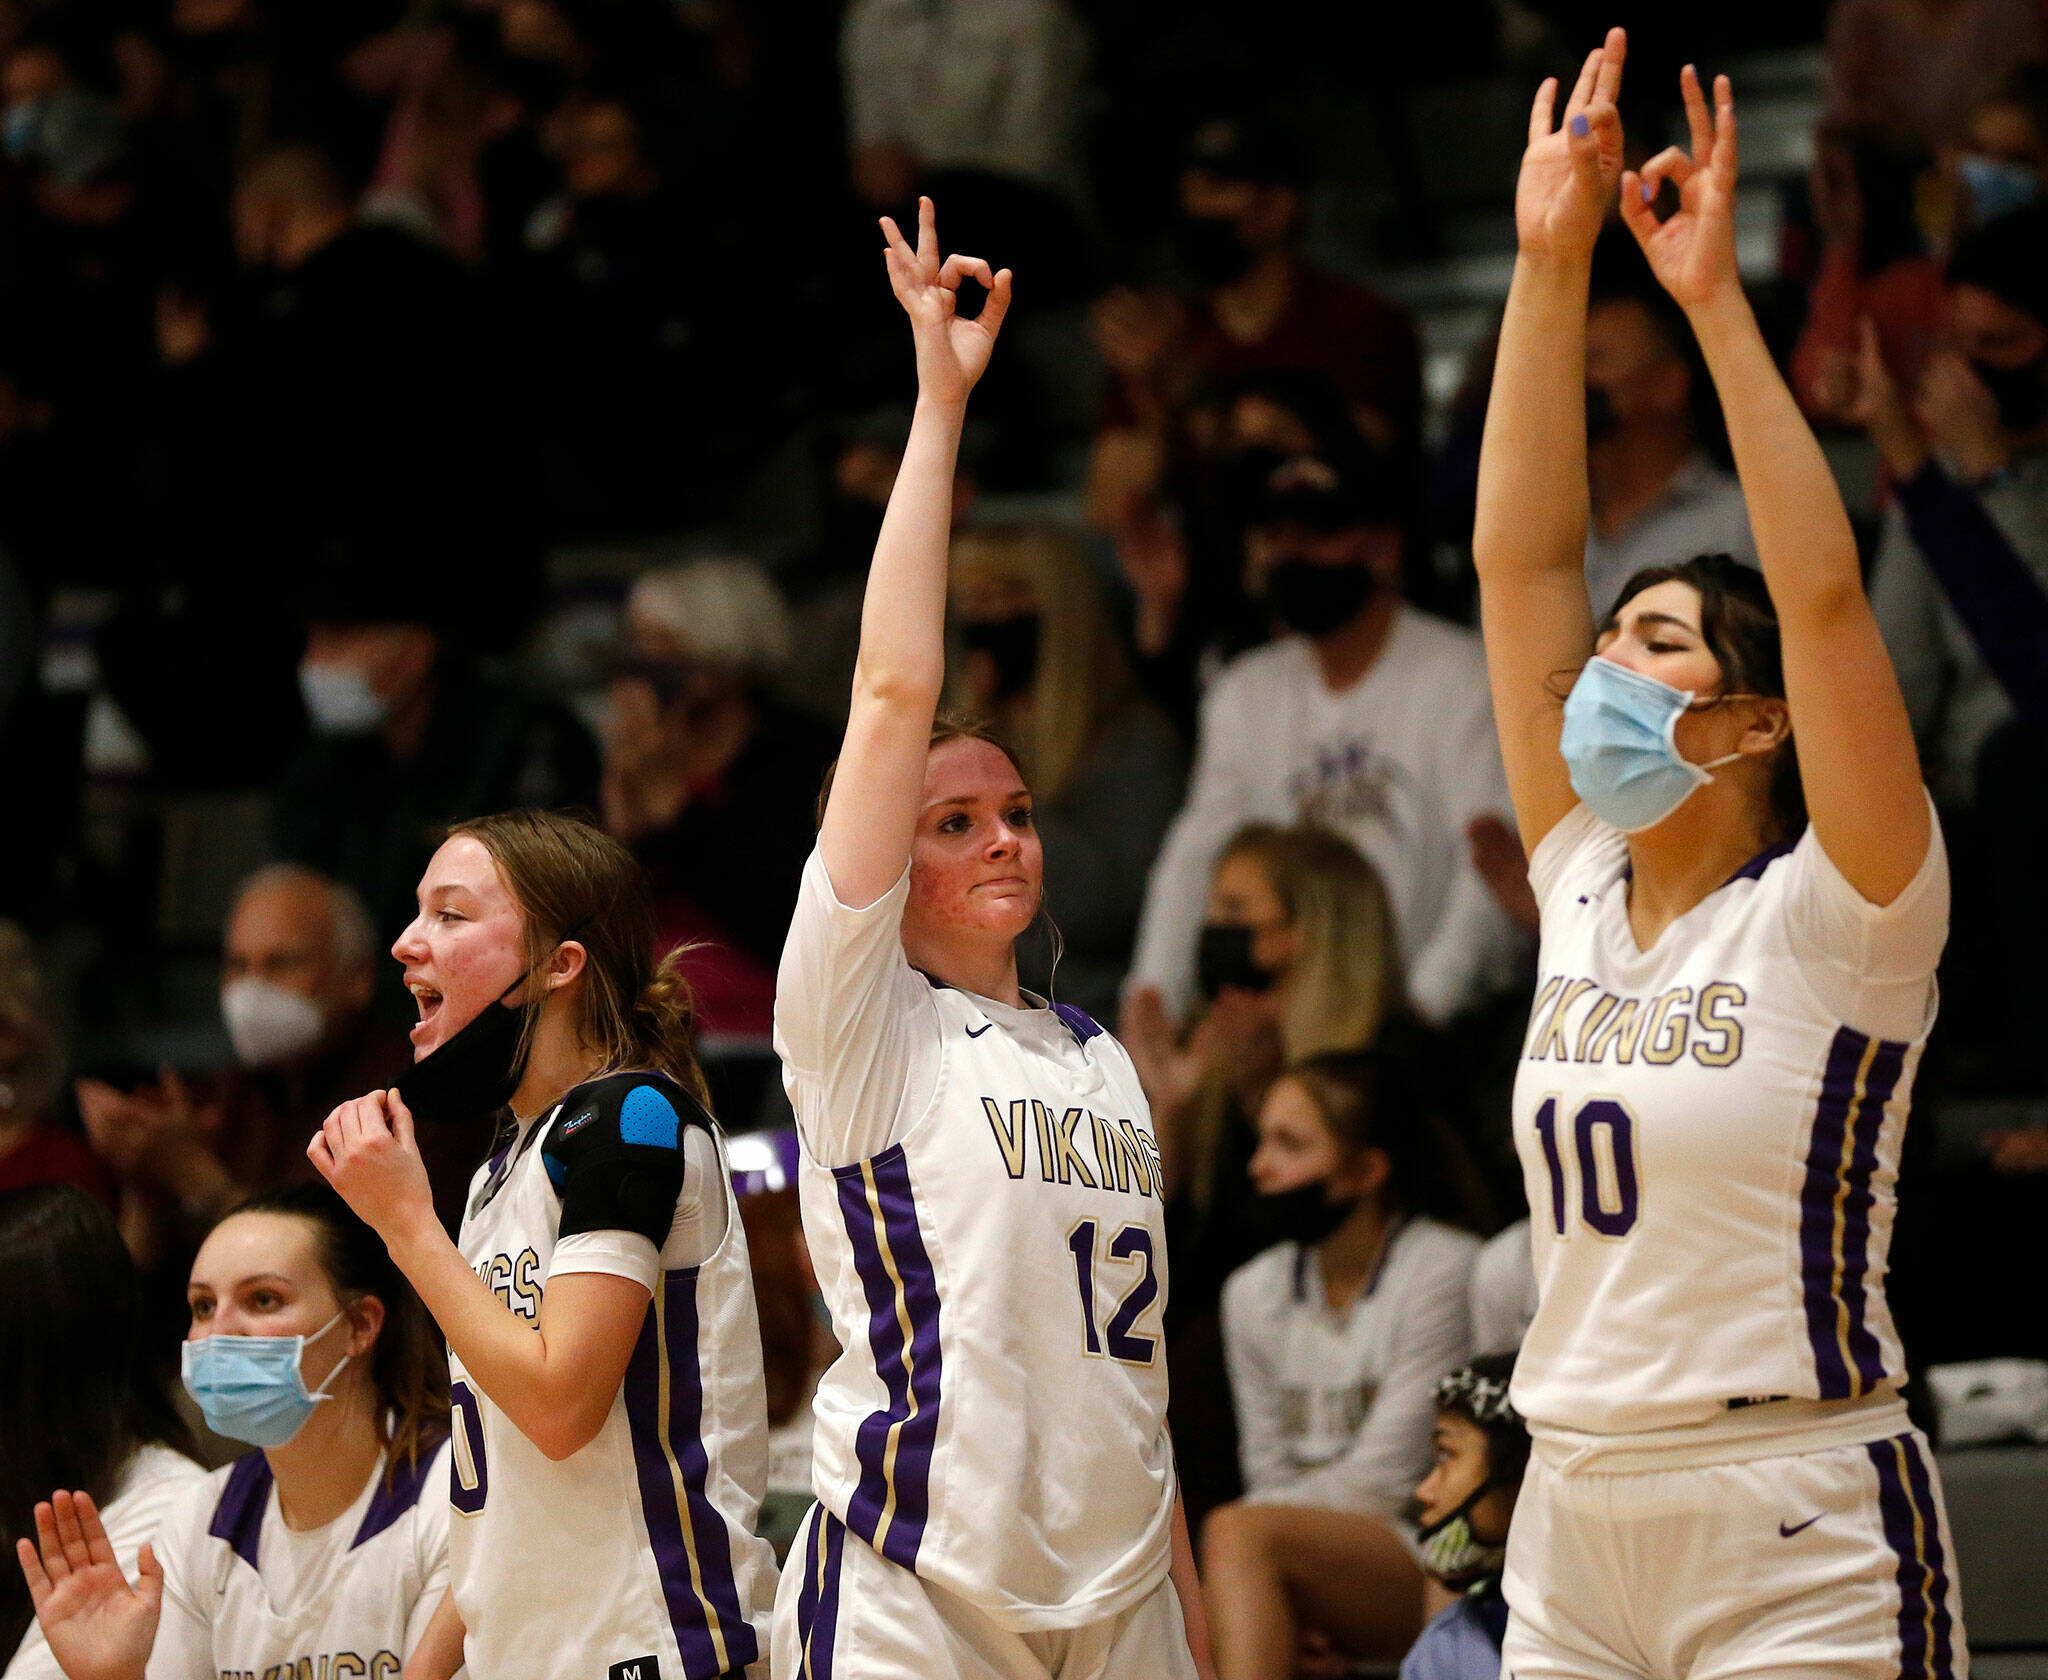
[1473,30,1964,1678]
[311,809,774,1680]
[769,197,1213,1677]
[16,1184,450,1680]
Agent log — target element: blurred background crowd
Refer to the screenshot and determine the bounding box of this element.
[5,0,2048,1667]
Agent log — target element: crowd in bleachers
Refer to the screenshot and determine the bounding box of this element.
[5,0,2048,1673]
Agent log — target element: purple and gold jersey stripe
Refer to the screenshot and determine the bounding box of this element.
[622,1269,760,1679]
[1799,1027,1908,1400]
[832,1145,943,1570]
[793,1506,847,1680]
[1868,1432,1957,1680]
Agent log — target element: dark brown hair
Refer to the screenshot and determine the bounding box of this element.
[0,1187,194,1658]
[1281,1048,1494,1233]
[1605,552,1806,842]
[813,709,1027,830]
[448,809,711,1108]
[230,1182,450,1482]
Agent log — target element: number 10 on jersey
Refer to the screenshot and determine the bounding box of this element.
[1533,1095,1642,1238]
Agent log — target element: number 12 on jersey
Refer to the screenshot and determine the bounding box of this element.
[1533,1095,1642,1238]
[1066,1219,1160,1364]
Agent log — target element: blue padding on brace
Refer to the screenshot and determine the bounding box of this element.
[618,1084,681,1150]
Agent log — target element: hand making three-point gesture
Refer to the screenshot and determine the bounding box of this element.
[1620,63,1742,313]
[880,196,1013,407]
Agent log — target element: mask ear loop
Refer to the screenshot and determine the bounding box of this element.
[1681,691,1777,778]
[299,1308,356,1403]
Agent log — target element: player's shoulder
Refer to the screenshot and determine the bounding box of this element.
[546,1069,711,1158]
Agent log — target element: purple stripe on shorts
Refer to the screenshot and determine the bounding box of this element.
[623,1268,758,1678]
[1800,1028,1867,1399]
[1900,1433,1958,1680]
[1868,1434,1932,1680]
[832,1146,942,1569]
[1840,1037,1906,1394]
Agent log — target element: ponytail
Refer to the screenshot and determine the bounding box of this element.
[635,948,711,1109]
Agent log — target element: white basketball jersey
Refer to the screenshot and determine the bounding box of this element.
[449,1077,775,1680]
[149,1442,448,1680]
[793,988,1177,1629]
[1509,804,1948,1452]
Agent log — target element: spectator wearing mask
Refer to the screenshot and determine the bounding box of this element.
[1398,1355,1529,1680]
[72,867,440,1271]
[1205,1052,1484,1677]
[1128,454,1520,1031]
[602,556,837,1048]
[0,924,111,1204]
[2,1185,203,1680]
[1123,823,1407,1526]
[13,1183,451,1680]
[274,570,599,957]
[948,525,1186,1019]
[1088,114,1422,538]
[1581,234,1755,615]
[1954,66,2048,230]
[1861,205,2048,806]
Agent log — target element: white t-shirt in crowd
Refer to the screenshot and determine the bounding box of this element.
[1510,800,1947,1461]
[1469,1219,1539,1357]
[5,1444,207,1680]
[1128,609,1523,1026]
[1221,1217,1479,1520]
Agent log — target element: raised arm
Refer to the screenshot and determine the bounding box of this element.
[1619,69,1929,903]
[819,198,1012,910]
[1473,29,1628,855]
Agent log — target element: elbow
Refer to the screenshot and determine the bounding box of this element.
[851,660,944,715]
[527,1407,607,1463]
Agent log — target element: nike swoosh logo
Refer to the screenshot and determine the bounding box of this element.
[1779,1515,1823,1538]
[966,1022,994,1038]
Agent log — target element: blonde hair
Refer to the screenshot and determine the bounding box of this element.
[1218,822,1405,1060]
[1181,824,1405,1218]
[627,555,792,680]
[446,810,710,1109]
[946,525,1137,802]
[0,922,60,1118]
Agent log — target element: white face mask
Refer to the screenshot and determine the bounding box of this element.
[298,661,389,736]
[221,977,328,1067]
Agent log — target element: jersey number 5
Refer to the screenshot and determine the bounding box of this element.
[449,1379,489,1515]
[1066,1219,1160,1365]
[1533,1095,1641,1238]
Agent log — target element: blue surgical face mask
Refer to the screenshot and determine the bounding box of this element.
[1959,152,2040,226]
[180,1310,352,1448]
[1559,656,1745,833]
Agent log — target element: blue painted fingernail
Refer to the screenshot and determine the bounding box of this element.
[1641,180,1654,202]
[1569,113,1589,137]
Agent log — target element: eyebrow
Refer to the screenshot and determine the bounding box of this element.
[195,1272,294,1294]
[1630,611,1701,635]
[924,789,1033,811]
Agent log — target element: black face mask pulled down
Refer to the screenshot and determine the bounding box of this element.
[394,978,530,1131]
[1196,922,1275,1000]
[1585,384,1620,444]
[1263,558,1376,637]
[1175,212,1258,288]
[1972,354,2048,433]
[1244,1180,1362,1251]
[958,613,1041,700]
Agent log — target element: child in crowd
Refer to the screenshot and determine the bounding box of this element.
[1401,1354,1528,1680]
